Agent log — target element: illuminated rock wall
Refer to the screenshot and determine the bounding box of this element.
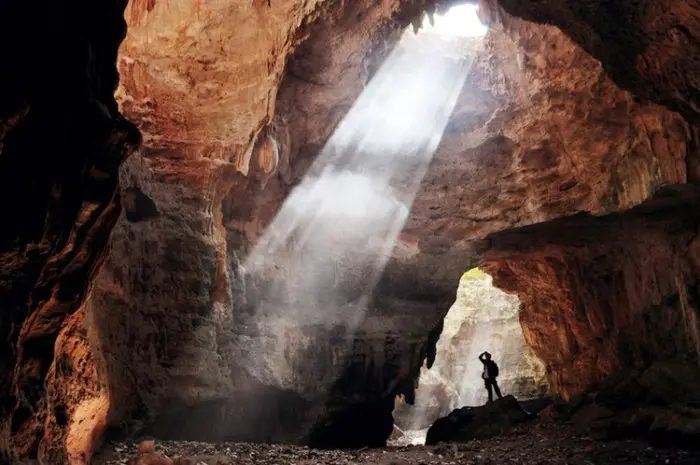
[393,269,546,432]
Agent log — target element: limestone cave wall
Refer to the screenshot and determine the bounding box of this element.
[85,0,434,450]
[477,0,700,123]
[0,0,140,462]
[484,188,700,399]
[1,0,700,461]
[77,0,700,453]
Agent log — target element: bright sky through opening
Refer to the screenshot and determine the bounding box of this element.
[419,4,488,37]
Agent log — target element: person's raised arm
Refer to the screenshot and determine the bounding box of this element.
[478,352,486,362]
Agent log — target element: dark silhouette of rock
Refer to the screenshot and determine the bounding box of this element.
[519,397,554,415]
[548,361,700,449]
[122,186,159,222]
[425,395,533,445]
[0,0,140,460]
[307,399,394,449]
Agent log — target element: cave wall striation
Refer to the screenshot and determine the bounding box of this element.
[0,0,140,462]
[86,0,441,449]
[484,189,700,399]
[89,0,698,449]
[2,0,700,460]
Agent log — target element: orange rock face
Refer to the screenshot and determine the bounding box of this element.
[87,0,699,451]
[85,0,423,449]
[484,188,700,399]
[479,0,700,121]
[0,0,140,462]
[2,0,700,461]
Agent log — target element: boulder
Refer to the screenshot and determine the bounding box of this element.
[518,397,554,415]
[556,361,700,448]
[425,395,533,445]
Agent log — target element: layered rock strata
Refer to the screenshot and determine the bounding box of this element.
[484,186,700,399]
[87,0,439,449]
[1,0,700,461]
[88,0,697,450]
[477,0,700,123]
[0,0,140,462]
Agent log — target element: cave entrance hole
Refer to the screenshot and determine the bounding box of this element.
[391,268,547,446]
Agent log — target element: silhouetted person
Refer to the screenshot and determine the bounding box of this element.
[478,351,502,403]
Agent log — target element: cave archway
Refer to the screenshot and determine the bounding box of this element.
[391,267,546,445]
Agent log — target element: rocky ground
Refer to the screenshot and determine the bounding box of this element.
[95,421,700,465]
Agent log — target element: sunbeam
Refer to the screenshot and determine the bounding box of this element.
[233,4,487,423]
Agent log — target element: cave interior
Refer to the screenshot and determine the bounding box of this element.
[1,0,700,462]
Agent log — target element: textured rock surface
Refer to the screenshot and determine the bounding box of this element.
[412,10,691,243]
[425,395,532,445]
[87,0,437,448]
[0,0,140,462]
[96,427,700,465]
[478,0,700,123]
[3,0,700,461]
[484,187,700,399]
[546,360,700,448]
[393,269,546,432]
[89,0,698,450]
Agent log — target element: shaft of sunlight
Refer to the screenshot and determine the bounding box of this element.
[422,4,488,38]
[237,9,484,395]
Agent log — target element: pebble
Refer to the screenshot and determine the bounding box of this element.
[94,422,700,465]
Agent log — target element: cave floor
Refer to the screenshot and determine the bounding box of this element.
[97,422,700,465]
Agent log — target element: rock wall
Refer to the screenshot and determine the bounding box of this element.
[484,187,700,399]
[2,0,700,460]
[87,0,697,449]
[0,0,140,462]
[477,0,700,123]
[85,0,439,448]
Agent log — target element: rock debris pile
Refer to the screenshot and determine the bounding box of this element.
[97,422,700,465]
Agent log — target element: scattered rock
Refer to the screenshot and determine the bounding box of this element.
[95,421,700,465]
[559,361,700,448]
[518,397,553,416]
[134,440,175,465]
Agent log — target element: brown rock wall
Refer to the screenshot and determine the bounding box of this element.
[477,0,700,122]
[0,0,140,461]
[88,0,698,448]
[484,188,700,399]
[87,0,429,447]
[3,0,700,460]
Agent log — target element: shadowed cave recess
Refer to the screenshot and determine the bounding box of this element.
[1,0,700,463]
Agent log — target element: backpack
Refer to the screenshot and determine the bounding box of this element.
[488,360,499,377]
